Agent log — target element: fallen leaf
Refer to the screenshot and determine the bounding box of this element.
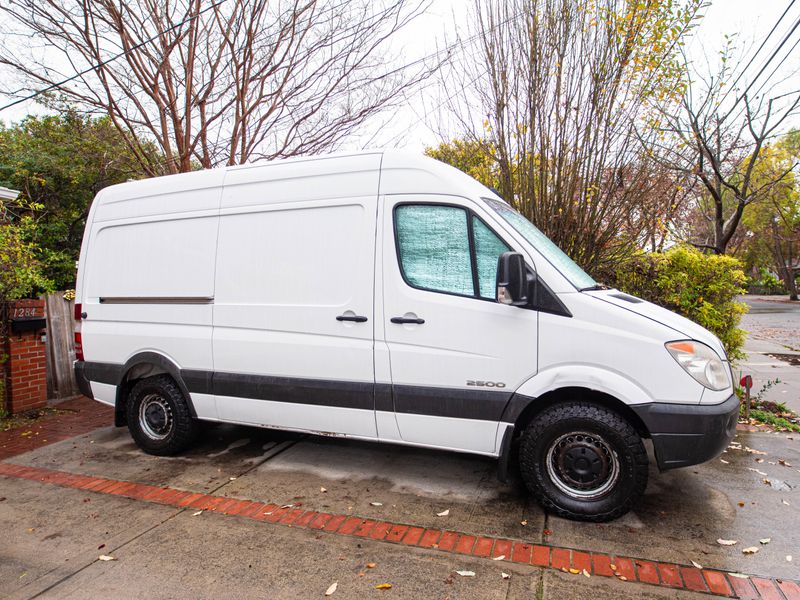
[742,547,759,555]
[783,499,791,505]
[320,487,327,493]
[720,459,729,464]
[728,572,749,579]
[787,556,793,562]
[325,582,338,596]
[618,576,628,581]
[543,529,552,536]
[192,511,203,516]
[229,477,236,481]
[98,544,106,550]
[760,538,771,545]
[756,458,764,463]
[375,583,393,590]
[609,563,617,570]
[501,572,510,579]
[437,509,450,517]
[691,560,703,570]
[568,568,580,574]
[582,569,590,578]
[456,570,476,577]
[366,563,377,569]
[738,502,745,507]
[717,539,738,546]
[747,467,767,476]
[98,555,116,561]
[370,502,383,507]
[358,572,365,577]
[779,459,793,467]
[492,555,505,561]
[520,520,528,526]
[279,504,294,509]
[745,446,767,455]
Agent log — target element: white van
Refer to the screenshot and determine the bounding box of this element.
[74,150,738,521]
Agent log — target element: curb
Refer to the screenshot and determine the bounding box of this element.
[1,462,798,599]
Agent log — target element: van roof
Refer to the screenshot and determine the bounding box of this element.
[91,149,501,214]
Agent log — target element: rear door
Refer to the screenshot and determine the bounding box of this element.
[380,196,538,454]
[212,173,378,437]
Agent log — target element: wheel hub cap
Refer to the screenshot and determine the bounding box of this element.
[546,431,620,500]
[139,394,173,440]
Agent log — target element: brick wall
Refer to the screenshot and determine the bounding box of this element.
[3,299,48,414]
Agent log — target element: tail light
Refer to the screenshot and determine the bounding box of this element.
[74,303,84,361]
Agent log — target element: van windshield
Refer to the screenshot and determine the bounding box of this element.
[483,198,598,291]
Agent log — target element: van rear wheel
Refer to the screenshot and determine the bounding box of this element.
[126,375,197,456]
[518,402,648,522]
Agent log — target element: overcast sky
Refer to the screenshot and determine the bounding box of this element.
[0,0,797,155]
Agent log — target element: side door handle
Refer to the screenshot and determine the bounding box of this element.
[390,316,425,325]
[336,314,368,322]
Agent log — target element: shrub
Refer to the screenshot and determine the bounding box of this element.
[611,246,748,359]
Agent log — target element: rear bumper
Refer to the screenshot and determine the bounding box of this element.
[74,361,94,399]
[632,393,740,471]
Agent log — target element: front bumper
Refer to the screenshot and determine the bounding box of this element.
[632,393,739,471]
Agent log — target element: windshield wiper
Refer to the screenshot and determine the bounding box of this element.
[579,284,609,292]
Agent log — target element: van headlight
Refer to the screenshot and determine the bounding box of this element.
[665,340,729,390]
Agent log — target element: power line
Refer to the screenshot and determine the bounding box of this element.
[749,33,800,102]
[0,0,227,113]
[720,11,800,124]
[715,0,796,110]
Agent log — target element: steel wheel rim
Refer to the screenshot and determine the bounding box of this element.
[545,431,620,500]
[139,393,173,440]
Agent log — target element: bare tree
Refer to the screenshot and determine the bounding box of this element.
[433,0,703,273]
[652,47,800,255]
[0,0,432,175]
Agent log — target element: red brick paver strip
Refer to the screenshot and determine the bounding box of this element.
[635,560,660,585]
[681,567,709,593]
[492,539,512,560]
[402,527,425,547]
[551,547,571,570]
[419,529,441,549]
[658,563,684,589]
[472,537,494,558]
[702,570,734,597]
[532,545,550,567]
[1,461,798,600]
[777,579,800,600]
[614,557,637,581]
[751,578,784,600]
[727,574,758,599]
[454,534,476,555]
[592,553,614,577]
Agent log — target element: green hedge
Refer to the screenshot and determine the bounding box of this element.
[610,246,748,359]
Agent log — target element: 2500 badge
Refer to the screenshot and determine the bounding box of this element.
[466,380,506,388]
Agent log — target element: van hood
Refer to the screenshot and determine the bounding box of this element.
[587,290,728,360]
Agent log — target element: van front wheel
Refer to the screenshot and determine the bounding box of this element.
[518,402,648,522]
[126,375,197,456]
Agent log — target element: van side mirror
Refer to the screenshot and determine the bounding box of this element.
[496,252,529,306]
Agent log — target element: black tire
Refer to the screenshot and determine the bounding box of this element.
[126,375,197,456]
[518,402,648,522]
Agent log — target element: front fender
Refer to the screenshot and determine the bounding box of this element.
[501,365,655,424]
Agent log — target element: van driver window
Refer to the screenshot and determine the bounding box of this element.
[395,204,473,295]
[394,204,510,299]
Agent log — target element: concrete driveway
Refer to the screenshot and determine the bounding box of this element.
[2,407,799,599]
